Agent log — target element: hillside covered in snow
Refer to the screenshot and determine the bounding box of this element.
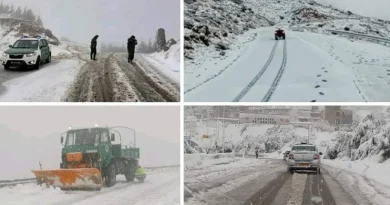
[184,0,390,61]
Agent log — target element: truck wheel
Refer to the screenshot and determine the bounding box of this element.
[105,163,116,187]
[35,57,40,70]
[283,35,286,40]
[4,65,9,70]
[124,163,136,182]
[317,168,321,175]
[275,36,278,40]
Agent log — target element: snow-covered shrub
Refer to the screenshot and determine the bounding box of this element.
[326,114,390,162]
[312,120,335,132]
[326,131,353,159]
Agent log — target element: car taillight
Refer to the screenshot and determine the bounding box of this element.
[289,154,294,159]
[314,154,319,159]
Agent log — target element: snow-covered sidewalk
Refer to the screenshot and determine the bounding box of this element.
[323,159,390,205]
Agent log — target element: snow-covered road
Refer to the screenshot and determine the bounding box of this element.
[185,27,390,102]
[0,43,180,102]
[185,157,390,205]
[0,167,179,205]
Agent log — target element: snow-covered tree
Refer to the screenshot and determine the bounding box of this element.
[36,15,43,26]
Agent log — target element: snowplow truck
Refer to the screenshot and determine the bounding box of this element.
[32,127,139,191]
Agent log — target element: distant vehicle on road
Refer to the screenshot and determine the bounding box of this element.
[275,28,286,40]
[1,35,51,70]
[287,143,323,174]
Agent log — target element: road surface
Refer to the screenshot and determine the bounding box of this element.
[0,167,179,205]
[0,43,179,102]
[185,158,358,205]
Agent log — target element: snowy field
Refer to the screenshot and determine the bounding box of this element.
[0,167,180,205]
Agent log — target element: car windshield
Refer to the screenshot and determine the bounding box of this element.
[12,40,38,49]
[292,146,316,151]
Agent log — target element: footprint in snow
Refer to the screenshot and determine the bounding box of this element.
[317,75,322,77]
[311,100,317,102]
[322,80,327,82]
[319,92,324,95]
[324,71,328,73]
[315,85,320,88]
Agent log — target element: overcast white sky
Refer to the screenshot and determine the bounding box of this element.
[2,0,180,45]
[0,106,180,180]
[315,0,390,20]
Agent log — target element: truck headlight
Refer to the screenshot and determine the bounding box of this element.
[2,53,7,57]
[26,52,36,57]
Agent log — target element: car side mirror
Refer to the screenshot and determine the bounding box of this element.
[61,136,63,144]
[319,152,323,155]
[8,45,12,48]
[111,134,115,141]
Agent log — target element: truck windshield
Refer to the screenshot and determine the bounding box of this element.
[91,128,110,143]
[12,40,39,49]
[292,146,316,151]
[65,129,94,146]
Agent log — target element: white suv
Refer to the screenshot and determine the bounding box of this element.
[1,35,51,70]
[287,143,323,174]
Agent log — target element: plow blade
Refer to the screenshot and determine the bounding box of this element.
[32,168,103,191]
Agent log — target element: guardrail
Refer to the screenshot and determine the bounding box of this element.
[325,29,390,43]
[0,178,36,188]
[290,26,390,46]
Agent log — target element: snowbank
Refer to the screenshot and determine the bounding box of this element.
[0,59,82,102]
[141,42,180,83]
[184,153,236,169]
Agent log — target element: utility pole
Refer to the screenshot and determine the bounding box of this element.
[216,107,219,147]
[223,106,225,153]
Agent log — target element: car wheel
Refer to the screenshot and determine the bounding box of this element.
[46,53,51,63]
[318,168,321,175]
[275,36,278,40]
[35,57,40,70]
[4,65,10,70]
[288,167,294,174]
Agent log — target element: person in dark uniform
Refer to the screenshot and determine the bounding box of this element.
[90,35,99,60]
[127,35,138,63]
[255,149,259,159]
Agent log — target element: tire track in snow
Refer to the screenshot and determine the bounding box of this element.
[184,33,258,95]
[261,40,288,102]
[232,40,279,102]
[115,54,178,102]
